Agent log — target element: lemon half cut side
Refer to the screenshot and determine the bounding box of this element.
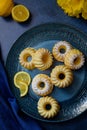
[11,4,30,22]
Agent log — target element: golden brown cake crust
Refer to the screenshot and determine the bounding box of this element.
[19,48,36,70]
[37,96,60,118]
[51,65,73,88]
[33,48,53,70]
[64,49,85,70]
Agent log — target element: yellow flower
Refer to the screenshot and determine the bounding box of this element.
[82,0,87,12]
[57,0,84,18]
[57,0,71,14]
[82,0,87,19]
[82,11,87,19]
[72,0,84,18]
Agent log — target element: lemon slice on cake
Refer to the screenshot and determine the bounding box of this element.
[11,4,30,22]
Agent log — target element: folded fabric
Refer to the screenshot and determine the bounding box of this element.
[0,59,42,130]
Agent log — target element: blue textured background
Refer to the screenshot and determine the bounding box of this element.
[0,0,87,130]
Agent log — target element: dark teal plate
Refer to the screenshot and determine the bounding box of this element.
[6,23,87,122]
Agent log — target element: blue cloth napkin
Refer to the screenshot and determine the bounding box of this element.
[0,59,42,130]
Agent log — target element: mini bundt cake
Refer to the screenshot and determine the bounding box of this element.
[64,49,85,70]
[33,48,53,70]
[52,41,72,62]
[37,96,60,118]
[19,47,36,70]
[51,65,73,88]
[32,74,53,96]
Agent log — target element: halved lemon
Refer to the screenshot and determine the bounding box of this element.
[18,81,28,97]
[11,4,30,22]
[14,71,31,88]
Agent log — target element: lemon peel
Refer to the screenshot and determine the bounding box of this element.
[0,0,14,17]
